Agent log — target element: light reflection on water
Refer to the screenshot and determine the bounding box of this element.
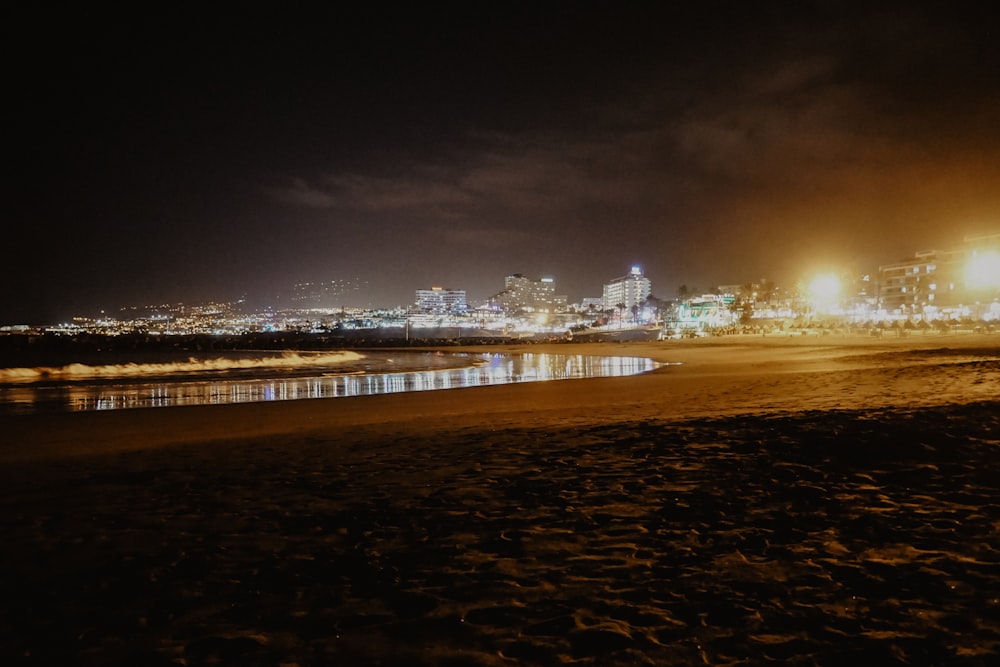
[3,353,659,414]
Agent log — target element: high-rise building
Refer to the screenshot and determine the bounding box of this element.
[603,266,652,314]
[488,274,559,312]
[415,287,467,313]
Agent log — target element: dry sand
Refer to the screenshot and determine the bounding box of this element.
[1,333,998,665]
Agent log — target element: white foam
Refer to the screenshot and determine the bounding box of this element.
[0,350,366,384]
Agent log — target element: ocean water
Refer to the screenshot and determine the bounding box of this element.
[0,350,658,414]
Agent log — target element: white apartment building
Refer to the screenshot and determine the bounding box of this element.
[415,287,467,313]
[603,266,652,314]
[489,274,561,312]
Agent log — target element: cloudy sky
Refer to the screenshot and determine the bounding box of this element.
[6,1,999,322]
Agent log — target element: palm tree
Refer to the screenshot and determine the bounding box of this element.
[757,279,777,306]
[644,294,663,324]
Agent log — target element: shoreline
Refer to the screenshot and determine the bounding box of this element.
[2,332,998,464]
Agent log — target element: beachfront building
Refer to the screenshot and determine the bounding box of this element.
[487,274,564,313]
[878,249,963,319]
[578,297,605,318]
[678,294,736,329]
[878,233,1000,321]
[602,266,652,322]
[415,287,468,314]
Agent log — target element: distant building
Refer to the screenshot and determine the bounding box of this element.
[415,287,467,313]
[878,233,1000,318]
[878,249,961,315]
[488,274,561,313]
[603,266,652,314]
[673,294,735,330]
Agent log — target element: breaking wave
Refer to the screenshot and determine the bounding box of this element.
[0,351,366,384]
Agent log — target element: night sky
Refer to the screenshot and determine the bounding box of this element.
[6,1,999,324]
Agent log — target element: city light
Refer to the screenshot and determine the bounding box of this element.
[966,252,1000,290]
[807,273,842,315]
[4,234,998,335]
[808,274,841,301]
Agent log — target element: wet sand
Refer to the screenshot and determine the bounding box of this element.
[1,333,999,665]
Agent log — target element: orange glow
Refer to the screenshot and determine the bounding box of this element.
[808,274,841,301]
[966,252,1000,289]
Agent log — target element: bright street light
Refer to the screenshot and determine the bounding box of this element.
[967,252,1000,290]
[809,274,841,301]
[806,273,842,316]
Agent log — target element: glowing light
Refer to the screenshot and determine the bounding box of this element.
[807,273,842,315]
[966,252,1000,290]
[808,274,841,301]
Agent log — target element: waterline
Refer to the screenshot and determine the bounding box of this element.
[1,353,660,414]
[0,350,366,383]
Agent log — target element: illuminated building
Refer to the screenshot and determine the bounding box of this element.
[672,294,735,330]
[415,287,468,313]
[579,297,604,313]
[878,249,963,315]
[878,233,1000,319]
[602,266,652,315]
[488,274,561,313]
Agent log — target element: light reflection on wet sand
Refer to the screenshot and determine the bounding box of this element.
[2,353,659,414]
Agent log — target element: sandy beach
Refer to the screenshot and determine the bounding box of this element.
[1,333,998,665]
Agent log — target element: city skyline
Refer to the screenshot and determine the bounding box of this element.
[4,226,999,326]
[6,2,999,324]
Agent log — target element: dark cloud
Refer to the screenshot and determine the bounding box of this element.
[4,1,999,322]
